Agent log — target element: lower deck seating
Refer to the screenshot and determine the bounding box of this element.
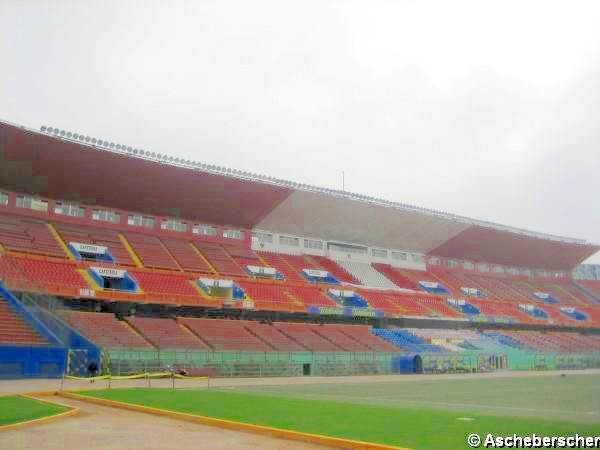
[0,293,47,346]
[273,322,343,351]
[497,330,600,353]
[241,320,306,351]
[178,317,271,351]
[372,328,445,353]
[126,316,208,349]
[308,324,372,351]
[60,310,152,348]
[332,324,400,352]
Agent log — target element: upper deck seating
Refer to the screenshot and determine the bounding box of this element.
[124,233,178,270]
[130,270,201,305]
[386,292,434,317]
[256,252,305,282]
[223,244,261,271]
[336,260,398,289]
[308,255,360,284]
[54,223,134,265]
[9,257,88,293]
[161,238,213,273]
[0,214,65,258]
[371,264,419,290]
[464,274,529,302]
[357,290,402,315]
[578,280,600,297]
[194,242,246,277]
[236,281,305,312]
[286,285,337,308]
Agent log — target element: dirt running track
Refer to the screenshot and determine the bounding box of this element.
[0,395,332,450]
[3,368,600,396]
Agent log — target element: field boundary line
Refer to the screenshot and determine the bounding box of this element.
[58,390,411,450]
[0,394,79,432]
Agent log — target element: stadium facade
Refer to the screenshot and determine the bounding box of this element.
[1,119,600,379]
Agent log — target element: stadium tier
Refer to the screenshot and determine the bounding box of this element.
[0,207,599,327]
[0,291,47,346]
[0,120,600,378]
[59,311,152,349]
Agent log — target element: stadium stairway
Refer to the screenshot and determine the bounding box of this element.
[335,260,398,289]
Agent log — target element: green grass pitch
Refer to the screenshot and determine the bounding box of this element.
[0,395,69,426]
[80,374,600,450]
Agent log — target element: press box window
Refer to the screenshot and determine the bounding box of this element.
[161,219,187,232]
[92,209,121,223]
[193,224,217,236]
[411,254,425,263]
[372,248,387,258]
[392,251,407,261]
[0,192,8,206]
[223,229,245,240]
[16,195,48,212]
[280,235,300,247]
[252,232,273,244]
[128,214,155,228]
[304,239,323,250]
[55,202,85,218]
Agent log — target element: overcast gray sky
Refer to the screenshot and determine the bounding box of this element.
[1,1,599,263]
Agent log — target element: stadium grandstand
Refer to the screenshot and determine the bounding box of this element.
[1,119,600,379]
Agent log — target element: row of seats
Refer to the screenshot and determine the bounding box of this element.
[124,233,179,270]
[59,310,152,348]
[194,242,246,276]
[161,238,213,273]
[3,212,598,307]
[54,222,135,266]
[497,330,600,353]
[126,316,209,349]
[0,292,47,346]
[179,317,272,351]
[257,252,306,282]
[0,214,65,258]
[3,254,600,326]
[57,311,398,352]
